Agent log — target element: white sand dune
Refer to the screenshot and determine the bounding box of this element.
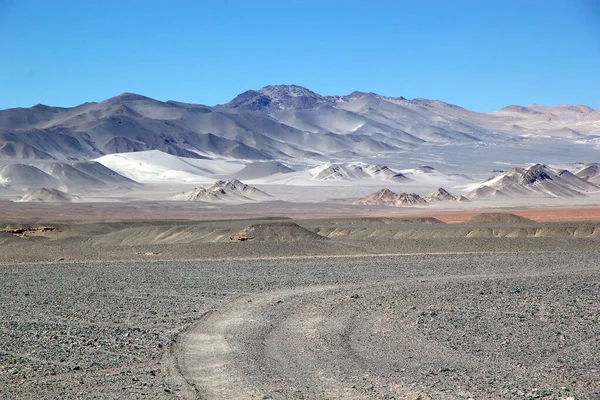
[233,161,294,180]
[95,150,244,183]
[400,166,472,187]
[71,161,140,186]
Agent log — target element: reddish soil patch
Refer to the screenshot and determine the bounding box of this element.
[399,206,600,224]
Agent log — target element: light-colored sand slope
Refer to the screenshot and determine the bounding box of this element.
[492,103,598,136]
[95,150,244,183]
[233,161,294,180]
[70,161,140,187]
[400,165,473,186]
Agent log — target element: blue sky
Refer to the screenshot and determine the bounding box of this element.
[0,0,598,111]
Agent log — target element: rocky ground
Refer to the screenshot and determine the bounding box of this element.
[1,213,600,399]
[1,251,599,399]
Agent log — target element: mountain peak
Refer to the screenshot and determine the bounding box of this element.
[354,189,427,207]
[497,105,542,114]
[424,187,468,203]
[259,84,321,97]
[104,92,154,103]
[431,187,451,196]
[218,84,334,113]
[345,91,378,98]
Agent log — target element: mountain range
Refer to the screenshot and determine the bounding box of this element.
[1,84,598,162]
[354,187,469,208]
[466,164,599,198]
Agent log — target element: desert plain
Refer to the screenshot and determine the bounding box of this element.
[2,8,600,399]
[0,201,599,400]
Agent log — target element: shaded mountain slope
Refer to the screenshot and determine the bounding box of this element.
[234,161,294,180]
[1,85,596,162]
[574,163,600,184]
[0,164,58,188]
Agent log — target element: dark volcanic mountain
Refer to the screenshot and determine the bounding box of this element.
[0,85,597,161]
[215,85,338,114]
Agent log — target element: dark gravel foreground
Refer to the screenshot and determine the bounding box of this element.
[1,252,600,399]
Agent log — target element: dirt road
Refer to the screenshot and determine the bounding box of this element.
[169,253,600,399]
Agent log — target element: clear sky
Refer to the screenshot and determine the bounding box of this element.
[1,0,598,111]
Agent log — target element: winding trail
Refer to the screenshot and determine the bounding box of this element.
[169,260,600,399]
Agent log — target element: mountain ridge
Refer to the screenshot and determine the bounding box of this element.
[1,84,598,162]
[466,164,599,199]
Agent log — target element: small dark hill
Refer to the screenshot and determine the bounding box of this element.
[322,217,445,225]
[230,221,325,242]
[465,213,535,224]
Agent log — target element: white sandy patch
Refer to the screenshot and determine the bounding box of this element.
[95,150,244,183]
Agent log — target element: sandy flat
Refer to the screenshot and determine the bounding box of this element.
[392,205,600,223]
[0,200,600,224]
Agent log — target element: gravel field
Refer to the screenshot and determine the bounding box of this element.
[2,251,600,399]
